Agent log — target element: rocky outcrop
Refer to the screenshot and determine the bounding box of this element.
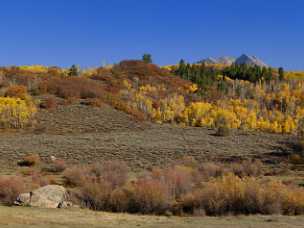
[235,54,268,67]
[199,56,235,65]
[15,185,72,208]
[200,57,218,64]
[217,56,235,65]
[199,55,268,67]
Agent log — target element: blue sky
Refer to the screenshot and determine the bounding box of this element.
[0,0,303,69]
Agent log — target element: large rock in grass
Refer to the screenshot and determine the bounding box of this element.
[15,185,72,208]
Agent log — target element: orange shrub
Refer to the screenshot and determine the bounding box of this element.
[17,154,41,167]
[82,98,103,107]
[104,94,145,121]
[62,160,304,216]
[179,173,304,216]
[0,176,25,205]
[30,171,51,188]
[198,162,226,180]
[130,179,170,214]
[75,180,112,211]
[39,96,57,110]
[230,160,264,177]
[41,78,105,99]
[5,85,28,99]
[109,188,131,212]
[42,159,67,173]
[63,165,92,187]
[151,165,194,199]
[90,160,129,190]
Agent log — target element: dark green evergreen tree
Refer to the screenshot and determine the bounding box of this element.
[142,54,152,64]
[278,67,285,81]
[68,64,80,76]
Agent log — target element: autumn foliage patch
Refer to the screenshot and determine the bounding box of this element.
[61,159,304,216]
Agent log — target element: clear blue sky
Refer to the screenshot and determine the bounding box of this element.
[0,0,303,70]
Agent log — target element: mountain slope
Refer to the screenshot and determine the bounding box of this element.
[199,54,268,67]
[235,54,268,67]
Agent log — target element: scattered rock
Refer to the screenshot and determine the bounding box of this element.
[58,201,74,209]
[50,155,57,162]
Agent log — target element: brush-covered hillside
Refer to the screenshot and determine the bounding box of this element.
[1,58,304,219]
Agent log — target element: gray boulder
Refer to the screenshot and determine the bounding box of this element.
[15,185,71,208]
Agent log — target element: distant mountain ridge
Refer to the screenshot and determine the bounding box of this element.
[199,54,268,67]
[235,54,268,67]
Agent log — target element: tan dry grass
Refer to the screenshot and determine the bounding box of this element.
[0,206,304,228]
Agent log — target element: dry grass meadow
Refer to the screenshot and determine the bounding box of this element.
[1,206,304,228]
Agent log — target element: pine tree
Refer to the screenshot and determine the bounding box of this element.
[68,64,80,76]
[142,54,152,64]
[177,59,186,76]
[278,67,285,81]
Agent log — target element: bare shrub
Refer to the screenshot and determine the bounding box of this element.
[63,165,91,187]
[215,126,230,137]
[230,160,264,177]
[75,180,112,211]
[130,179,170,214]
[179,173,304,216]
[39,96,57,110]
[5,85,28,99]
[151,165,194,199]
[17,154,41,167]
[0,176,25,205]
[30,172,51,188]
[109,188,131,212]
[41,77,104,99]
[289,154,304,164]
[91,160,129,190]
[42,159,67,173]
[104,94,145,121]
[59,160,304,216]
[198,162,225,180]
[174,156,198,168]
[82,98,103,107]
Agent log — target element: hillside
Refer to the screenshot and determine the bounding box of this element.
[1,60,304,220]
[0,103,295,171]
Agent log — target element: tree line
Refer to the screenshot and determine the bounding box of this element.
[174,59,285,87]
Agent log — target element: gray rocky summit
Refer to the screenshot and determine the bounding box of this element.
[235,54,268,67]
[199,54,268,67]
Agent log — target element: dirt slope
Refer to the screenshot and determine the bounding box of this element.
[0,104,294,170]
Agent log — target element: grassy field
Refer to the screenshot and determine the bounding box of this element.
[0,206,304,228]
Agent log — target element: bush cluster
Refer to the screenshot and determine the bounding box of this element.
[0,176,24,205]
[180,174,304,215]
[39,77,104,100]
[0,97,36,128]
[60,159,304,216]
[1,158,304,216]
